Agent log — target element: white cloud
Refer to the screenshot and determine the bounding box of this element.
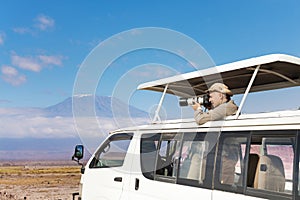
[0,32,5,45]
[34,14,55,31]
[12,14,55,35]
[38,55,63,66]
[10,53,64,73]
[1,65,26,86]
[12,27,33,35]
[0,116,77,138]
[1,65,18,76]
[1,53,65,86]
[11,54,42,72]
[131,64,178,78]
[0,107,149,154]
[0,107,148,139]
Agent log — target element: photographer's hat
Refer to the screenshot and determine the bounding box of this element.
[206,83,233,96]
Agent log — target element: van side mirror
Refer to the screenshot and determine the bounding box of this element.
[72,144,84,163]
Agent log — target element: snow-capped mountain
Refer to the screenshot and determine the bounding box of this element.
[44,95,149,118]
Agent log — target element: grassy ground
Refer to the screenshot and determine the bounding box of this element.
[0,162,82,200]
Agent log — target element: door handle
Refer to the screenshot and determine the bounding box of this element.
[135,178,139,190]
[114,177,122,182]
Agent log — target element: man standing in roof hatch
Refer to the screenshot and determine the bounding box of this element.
[192,83,238,125]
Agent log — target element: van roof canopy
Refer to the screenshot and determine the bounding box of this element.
[138,54,300,97]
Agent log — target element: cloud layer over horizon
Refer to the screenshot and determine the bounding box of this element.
[0,107,149,139]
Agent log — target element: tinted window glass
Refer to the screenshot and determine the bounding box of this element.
[178,133,210,185]
[249,135,295,194]
[140,132,216,189]
[89,133,133,168]
[140,133,161,179]
[217,135,248,187]
[155,133,183,180]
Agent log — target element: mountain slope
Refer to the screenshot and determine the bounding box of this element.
[44,95,149,118]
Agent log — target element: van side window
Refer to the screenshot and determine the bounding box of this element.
[140,132,215,188]
[89,133,133,168]
[155,133,183,180]
[178,132,210,185]
[140,133,183,181]
[140,133,161,179]
[216,134,248,190]
[248,135,295,195]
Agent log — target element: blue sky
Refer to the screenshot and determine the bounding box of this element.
[0,0,300,111]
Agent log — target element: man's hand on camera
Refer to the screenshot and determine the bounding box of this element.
[192,102,201,111]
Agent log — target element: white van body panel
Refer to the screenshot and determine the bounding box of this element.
[81,167,128,199]
[81,135,137,200]
[127,180,212,200]
[213,190,266,200]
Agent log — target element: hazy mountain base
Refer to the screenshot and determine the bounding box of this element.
[0,161,81,200]
[0,137,87,161]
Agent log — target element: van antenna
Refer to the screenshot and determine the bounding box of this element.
[152,84,169,123]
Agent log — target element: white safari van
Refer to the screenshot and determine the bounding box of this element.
[72,54,300,200]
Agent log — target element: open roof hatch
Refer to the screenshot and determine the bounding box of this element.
[137,54,300,122]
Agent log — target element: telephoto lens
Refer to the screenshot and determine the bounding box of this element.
[179,94,211,108]
[179,96,203,106]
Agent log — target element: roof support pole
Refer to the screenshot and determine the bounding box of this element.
[153,84,168,123]
[235,65,261,119]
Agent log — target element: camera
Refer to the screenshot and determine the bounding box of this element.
[179,94,211,108]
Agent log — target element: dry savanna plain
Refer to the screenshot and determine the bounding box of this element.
[0,161,81,200]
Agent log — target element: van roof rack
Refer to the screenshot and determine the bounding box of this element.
[137,54,300,122]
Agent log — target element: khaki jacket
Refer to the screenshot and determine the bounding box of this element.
[194,100,238,125]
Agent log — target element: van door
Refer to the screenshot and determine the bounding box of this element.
[81,133,134,200]
[126,132,216,200]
